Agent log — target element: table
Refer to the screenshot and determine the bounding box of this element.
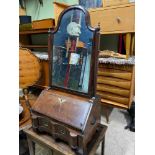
[24,124,107,155]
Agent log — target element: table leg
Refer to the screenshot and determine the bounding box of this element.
[27,136,35,155]
[105,107,109,123]
[101,137,105,155]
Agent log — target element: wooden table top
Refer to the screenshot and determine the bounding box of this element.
[24,124,107,155]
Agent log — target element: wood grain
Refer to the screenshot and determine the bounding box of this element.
[128,65,135,108]
[32,19,55,30]
[97,91,129,104]
[125,33,131,59]
[97,84,130,97]
[24,124,107,155]
[98,63,133,72]
[89,4,135,34]
[97,76,131,89]
[131,33,135,56]
[97,63,134,109]
[103,0,129,7]
[36,60,49,87]
[98,70,132,80]
[101,99,128,109]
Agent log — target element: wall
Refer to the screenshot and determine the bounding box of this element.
[24,0,119,52]
[25,0,78,21]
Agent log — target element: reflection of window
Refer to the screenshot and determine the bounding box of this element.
[51,9,94,94]
[79,0,103,9]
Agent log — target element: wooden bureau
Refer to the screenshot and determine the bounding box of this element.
[89,3,135,34]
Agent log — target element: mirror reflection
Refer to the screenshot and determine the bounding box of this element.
[52,8,94,93]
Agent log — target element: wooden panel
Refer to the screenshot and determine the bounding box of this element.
[89,4,135,34]
[32,19,55,30]
[103,0,129,7]
[97,62,134,109]
[20,29,48,35]
[19,35,31,45]
[19,8,26,16]
[101,99,128,109]
[126,33,131,59]
[98,63,133,72]
[97,91,129,104]
[36,60,49,87]
[53,2,69,27]
[97,84,130,97]
[98,69,132,80]
[97,76,131,89]
[24,125,107,155]
[128,65,135,107]
[21,45,48,49]
[130,33,135,56]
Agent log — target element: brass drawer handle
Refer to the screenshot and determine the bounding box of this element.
[116,16,121,23]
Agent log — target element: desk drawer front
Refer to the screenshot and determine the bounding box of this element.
[90,5,135,34]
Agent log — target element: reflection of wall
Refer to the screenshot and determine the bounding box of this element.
[83,54,91,93]
[24,0,78,20]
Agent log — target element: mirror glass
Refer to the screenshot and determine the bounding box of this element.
[51,8,94,94]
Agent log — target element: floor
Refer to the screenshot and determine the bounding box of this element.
[19,107,135,155]
[95,107,135,155]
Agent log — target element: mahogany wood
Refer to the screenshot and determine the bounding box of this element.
[25,124,107,155]
[31,89,101,154]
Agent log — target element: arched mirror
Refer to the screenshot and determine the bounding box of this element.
[49,5,100,97]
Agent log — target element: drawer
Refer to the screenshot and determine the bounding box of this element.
[89,4,135,34]
[97,84,130,97]
[97,76,131,89]
[98,68,132,80]
[97,91,129,105]
[103,0,129,7]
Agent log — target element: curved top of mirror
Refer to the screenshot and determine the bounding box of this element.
[49,5,100,97]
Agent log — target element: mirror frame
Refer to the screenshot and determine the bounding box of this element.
[48,5,100,98]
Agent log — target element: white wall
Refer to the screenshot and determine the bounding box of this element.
[25,0,78,21]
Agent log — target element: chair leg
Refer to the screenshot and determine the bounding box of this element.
[105,107,109,123]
